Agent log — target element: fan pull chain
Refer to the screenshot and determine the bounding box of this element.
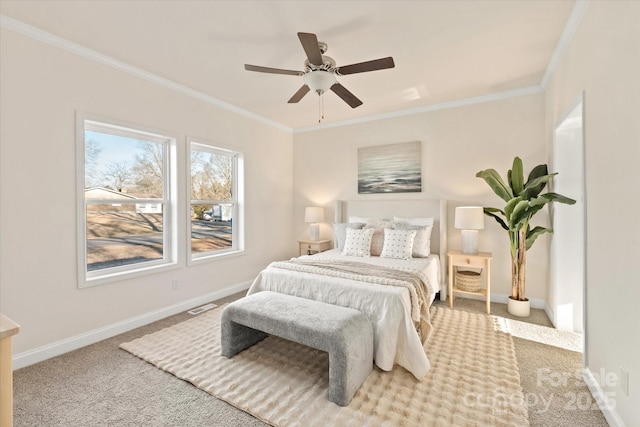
[318,93,324,123]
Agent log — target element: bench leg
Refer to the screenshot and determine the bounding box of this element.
[221,315,268,358]
[328,332,374,406]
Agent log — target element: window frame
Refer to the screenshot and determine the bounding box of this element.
[188,139,244,264]
[77,113,178,288]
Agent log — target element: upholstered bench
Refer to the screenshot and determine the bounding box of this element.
[220,291,373,406]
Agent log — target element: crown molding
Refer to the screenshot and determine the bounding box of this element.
[2,1,589,135]
[293,85,544,134]
[0,15,292,133]
[540,0,591,89]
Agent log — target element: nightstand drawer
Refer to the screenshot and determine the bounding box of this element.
[450,254,487,268]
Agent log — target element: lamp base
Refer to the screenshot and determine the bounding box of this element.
[461,230,479,254]
[309,223,320,241]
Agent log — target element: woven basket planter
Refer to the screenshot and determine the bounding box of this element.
[455,270,482,292]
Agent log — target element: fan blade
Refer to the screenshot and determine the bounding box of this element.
[288,85,310,103]
[336,57,395,75]
[330,83,363,108]
[297,32,324,66]
[245,64,303,76]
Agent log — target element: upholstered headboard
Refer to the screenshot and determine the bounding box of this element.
[334,199,448,296]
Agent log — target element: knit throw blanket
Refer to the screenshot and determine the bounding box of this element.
[269,259,433,344]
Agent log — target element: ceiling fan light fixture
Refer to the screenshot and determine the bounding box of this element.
[303,70,336,95]
[245,32,394,112]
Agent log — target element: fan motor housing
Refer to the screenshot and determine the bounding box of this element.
[305,55,336,73]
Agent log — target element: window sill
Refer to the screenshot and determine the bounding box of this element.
[188,249,245,267]
[79,261,180,289]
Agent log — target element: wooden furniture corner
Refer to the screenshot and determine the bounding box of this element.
[447,250,492,314]
[1,314,20,427]
[298,239,332,256]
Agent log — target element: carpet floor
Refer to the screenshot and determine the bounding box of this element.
[120,305,528,426]
[13,293,609,426]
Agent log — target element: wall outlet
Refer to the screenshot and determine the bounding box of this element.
[171,279,179,290]
[620,366,629,396]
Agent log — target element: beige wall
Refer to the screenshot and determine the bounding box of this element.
[293,93,548,301]
[0,30,294,355]
[3,4,638,423]
[545,2,640,425]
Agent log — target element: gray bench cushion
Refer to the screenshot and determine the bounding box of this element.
[221,291,373,406]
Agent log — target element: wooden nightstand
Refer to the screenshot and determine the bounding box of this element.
[298,239,331,256]
[447,250,492,314]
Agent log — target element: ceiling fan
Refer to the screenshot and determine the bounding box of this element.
[244,32,395,109]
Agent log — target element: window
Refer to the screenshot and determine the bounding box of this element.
[189,141,243,261]
[78,116,176,286]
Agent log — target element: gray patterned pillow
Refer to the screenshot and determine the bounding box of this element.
[392,223,433,257]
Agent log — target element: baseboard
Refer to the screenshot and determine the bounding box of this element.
[492,292,546,309]
[583,367,627,427]
[544,300,556,327]
[13,281,251,370]
[457,291,546,310]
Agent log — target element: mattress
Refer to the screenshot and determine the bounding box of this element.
[246,249,441,379]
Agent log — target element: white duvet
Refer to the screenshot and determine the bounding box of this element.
[246,249,441,379]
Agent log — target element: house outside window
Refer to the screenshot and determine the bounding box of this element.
[189,141,243,262]
[78,115,176,286]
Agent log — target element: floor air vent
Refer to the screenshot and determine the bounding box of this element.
[188,303,217,315]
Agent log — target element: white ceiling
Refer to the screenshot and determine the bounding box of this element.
[0,0,577,131]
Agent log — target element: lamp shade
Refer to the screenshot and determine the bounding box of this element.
[455,207,485,230]
[304,206,324,223]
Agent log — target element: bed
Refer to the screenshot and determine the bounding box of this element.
[247,199,448,379]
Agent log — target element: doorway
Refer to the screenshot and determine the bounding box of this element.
[550,96,585,333]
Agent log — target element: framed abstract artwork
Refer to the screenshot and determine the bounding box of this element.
[357,141,422,194]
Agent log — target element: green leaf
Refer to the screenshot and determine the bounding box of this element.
[529,195,549,207]
[476,169,513,202]
[538,192,577,205]
[508,200,530,229]
[483,207,508,231]
[521,173,557,199]
[510,157,524,195]
[526,226,552,250]
[527,164,549,183]
[504,196,522,222]
[524,203,546,224]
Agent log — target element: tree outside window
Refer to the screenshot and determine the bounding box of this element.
[80,118,173,285]
[189,142,240,259]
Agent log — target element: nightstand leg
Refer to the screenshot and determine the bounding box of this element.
[486,262,491,314]
[448,260,453,308]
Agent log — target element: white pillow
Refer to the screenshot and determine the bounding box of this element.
[332,222,365,250]
[393,223,433,257]
[342,228,375,257]
[380,228,417,260]
[348,216,379,225]
[393,216,434,227]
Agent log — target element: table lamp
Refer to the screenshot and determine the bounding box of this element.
[455,206,485,254]
[304,207,324,241]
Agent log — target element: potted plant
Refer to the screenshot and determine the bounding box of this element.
[476,156,576,317]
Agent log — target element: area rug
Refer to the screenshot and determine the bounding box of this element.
[120,305,529,426]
